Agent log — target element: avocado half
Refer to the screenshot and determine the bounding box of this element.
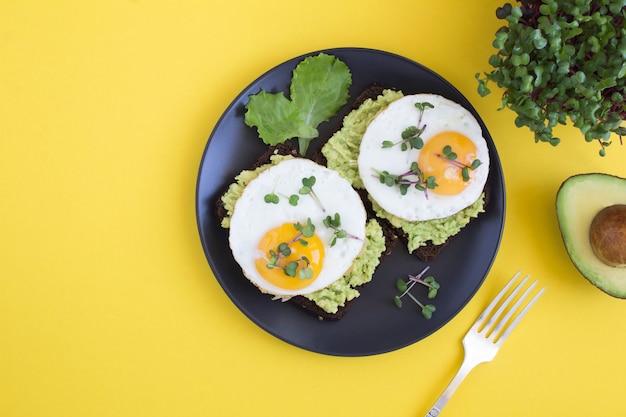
[556,173,626,298]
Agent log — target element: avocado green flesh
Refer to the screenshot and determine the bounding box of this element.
[556,173,626,298]
[302,219,385,313]
[322,89,403,188]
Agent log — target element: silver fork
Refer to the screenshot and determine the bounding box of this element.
[424,271,546,417]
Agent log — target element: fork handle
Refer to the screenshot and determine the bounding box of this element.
[424,359,478,417]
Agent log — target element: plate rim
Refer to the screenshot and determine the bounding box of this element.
[195,46,506,356]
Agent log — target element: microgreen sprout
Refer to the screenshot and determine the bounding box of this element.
[263,176,324,209]
[264,193,280,204]
[265,219,316,279]
[294,217,316,238]
[372,162,438,198]
[414,101,435,113]
[393,266,440,319]
[441,145,458,161]
[599,140,612,157]
[264,182,281,204]
[381,102,433,151]
[263,191,301,206]
[323,213,362,247]
[436,145,482,182]
[382,126,425,151]
[299,176,325,212]
[288,194,300,206]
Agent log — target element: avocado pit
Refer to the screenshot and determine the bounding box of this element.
[589,204,626,267]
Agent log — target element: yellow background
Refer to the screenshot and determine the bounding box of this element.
[2,1,625,416]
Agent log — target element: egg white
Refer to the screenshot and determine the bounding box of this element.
[358,94,490,221]
[228,158,367,297]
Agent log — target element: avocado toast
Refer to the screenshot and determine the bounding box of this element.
[316,84,491,261]
[216,142,395,320]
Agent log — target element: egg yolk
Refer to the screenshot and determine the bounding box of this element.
[254,222,324,290]
[417,131,477,195]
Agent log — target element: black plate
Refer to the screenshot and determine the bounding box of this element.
[196,47,505,356]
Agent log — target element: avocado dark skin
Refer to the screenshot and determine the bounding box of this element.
[589,204,626,267]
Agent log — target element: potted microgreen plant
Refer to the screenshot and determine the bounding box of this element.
[476,0,626,156]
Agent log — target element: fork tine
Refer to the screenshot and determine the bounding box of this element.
[495,284,546,345]
[489,279,536,341]
[481,273,529,336]
[471,270,521,332]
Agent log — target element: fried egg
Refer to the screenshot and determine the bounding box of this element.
[228,158,367,297]
[358,94,490,221]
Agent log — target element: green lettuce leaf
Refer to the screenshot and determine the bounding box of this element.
[243,91,318,146]
[244,53,352,156]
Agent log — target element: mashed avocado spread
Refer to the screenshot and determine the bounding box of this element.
[321,89,486,252]
[220,153,294,229]
[322,89,404,189]
[220,154,386,314]
[302,219,384,313]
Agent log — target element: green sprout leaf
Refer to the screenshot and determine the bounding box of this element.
[298,176,325,211]
[425,175,438,189]
[298,267,314,280]
[396,278,408,293]
[372,163,438,198]
[421,304,436,320]
[284,262,298,277]
[462,166,470,182]
[294,218,316,238]
[424,276,440,298]
[380,102,431,151]
[277,242,291,257]
[264,193,280,204]
[323,212,360,247]
[442,145,458,161]
[415,102,435,112]
[300,176,316,191]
